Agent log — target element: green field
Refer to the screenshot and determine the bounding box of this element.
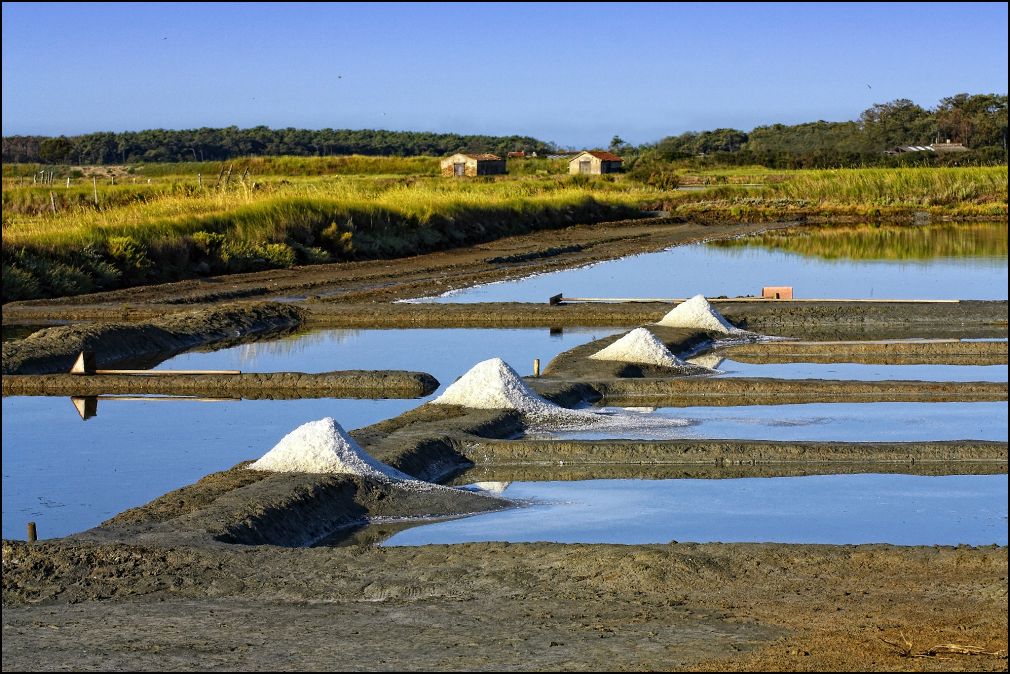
[2,158,1006,302]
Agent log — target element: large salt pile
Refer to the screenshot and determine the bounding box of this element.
[588,327,686,367]
[432,357,575,419]
[249,417,412,480]
[433,357,693,432]
[655,294,743,334]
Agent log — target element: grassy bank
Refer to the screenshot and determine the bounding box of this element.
[2,162,1005,302]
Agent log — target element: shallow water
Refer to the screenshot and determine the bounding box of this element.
[0,395,418,541]
[382,474,1009,546]
[416,223,1008,302]
[699,359,1008,382]
[162,327,622,383]
[536,402,1009,442]
[2,327,620,541]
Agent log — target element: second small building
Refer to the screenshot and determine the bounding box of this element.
[441,153,507,177]
[569,150,623,175]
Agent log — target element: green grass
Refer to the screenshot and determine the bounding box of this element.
[2,162,1005,302]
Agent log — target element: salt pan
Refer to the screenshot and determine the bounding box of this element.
[655,294,742,334]
[589,327,686,367]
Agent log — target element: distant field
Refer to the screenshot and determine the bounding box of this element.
[2,158,1006,302]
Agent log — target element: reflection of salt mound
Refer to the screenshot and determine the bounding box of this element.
[432,358,577,419]
[686,353,725,370]
[589,328,686,367]
[249,417,412,480]
[463,481,512,495]
[655,294,742,334]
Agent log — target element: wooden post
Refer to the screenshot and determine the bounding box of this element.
[49,191,56,214]
[66,176,71,188]
[27,522,37,542]
[111,175,115,185]
[197,172,202,188]
[93,176,99,207]
[533,358,541,377]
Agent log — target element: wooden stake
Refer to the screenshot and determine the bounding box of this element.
[93,176,99,207]
[49,191,56,214]
[66,176,71,188]
[533,358,541,377]
[27,522,37,542]
[198,172,202,188]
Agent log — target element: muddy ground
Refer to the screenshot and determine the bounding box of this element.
[3,540,1007,672]
[3,217,1008,671]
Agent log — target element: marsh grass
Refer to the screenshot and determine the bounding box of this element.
[2,162,1004,302]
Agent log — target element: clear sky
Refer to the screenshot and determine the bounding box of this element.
[2,2,1007,147]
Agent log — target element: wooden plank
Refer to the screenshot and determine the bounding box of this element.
[559,297,961,304]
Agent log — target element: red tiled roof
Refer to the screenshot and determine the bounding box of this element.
[581,150,623,161]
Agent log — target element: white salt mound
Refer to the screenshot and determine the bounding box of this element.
[655,294,741,334]
[588,327,686,367]
[432,357,569,418]
[249,417,412,480]
[432,357,693,433]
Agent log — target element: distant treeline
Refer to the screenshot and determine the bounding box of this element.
[1,127,557,165]
[641,93,1008,168]
[3,93,1006,168]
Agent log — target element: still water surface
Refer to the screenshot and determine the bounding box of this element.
[382,474,1008,547]
[419,223,1007,302]
[2,327,619,540]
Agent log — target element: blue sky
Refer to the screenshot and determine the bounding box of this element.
[2,2,1007,146]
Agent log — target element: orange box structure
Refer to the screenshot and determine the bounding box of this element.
[762,286,793,299]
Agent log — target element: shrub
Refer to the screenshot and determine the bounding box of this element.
[2,264,41,301]
[105,236,153,278]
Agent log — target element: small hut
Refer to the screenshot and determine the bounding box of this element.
[441,153,507,177]
[569,150,623,175]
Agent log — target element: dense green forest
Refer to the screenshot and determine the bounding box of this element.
[642,93,1007,168]
[3,93,1005,168]
[1,128,556,165]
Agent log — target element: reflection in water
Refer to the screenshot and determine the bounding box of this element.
[709,222,1007,262]
[419,223,1008,302]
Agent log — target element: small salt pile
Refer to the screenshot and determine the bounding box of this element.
[588,327,686,367]
[655,294,742,334]
[249,417,412,480]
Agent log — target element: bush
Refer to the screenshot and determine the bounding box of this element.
[2,264,41,302]
[105,236,152,278]
[261,243,296,268]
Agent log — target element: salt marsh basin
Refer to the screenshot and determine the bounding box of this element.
[383,474,1009,547]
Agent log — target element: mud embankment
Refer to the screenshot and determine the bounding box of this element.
[1,370,439,399]
[537,377,1008,406]
[458,438,1009,468]
[725,338,1009,365]
[71,464,507,549]
[1,302,307,375]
